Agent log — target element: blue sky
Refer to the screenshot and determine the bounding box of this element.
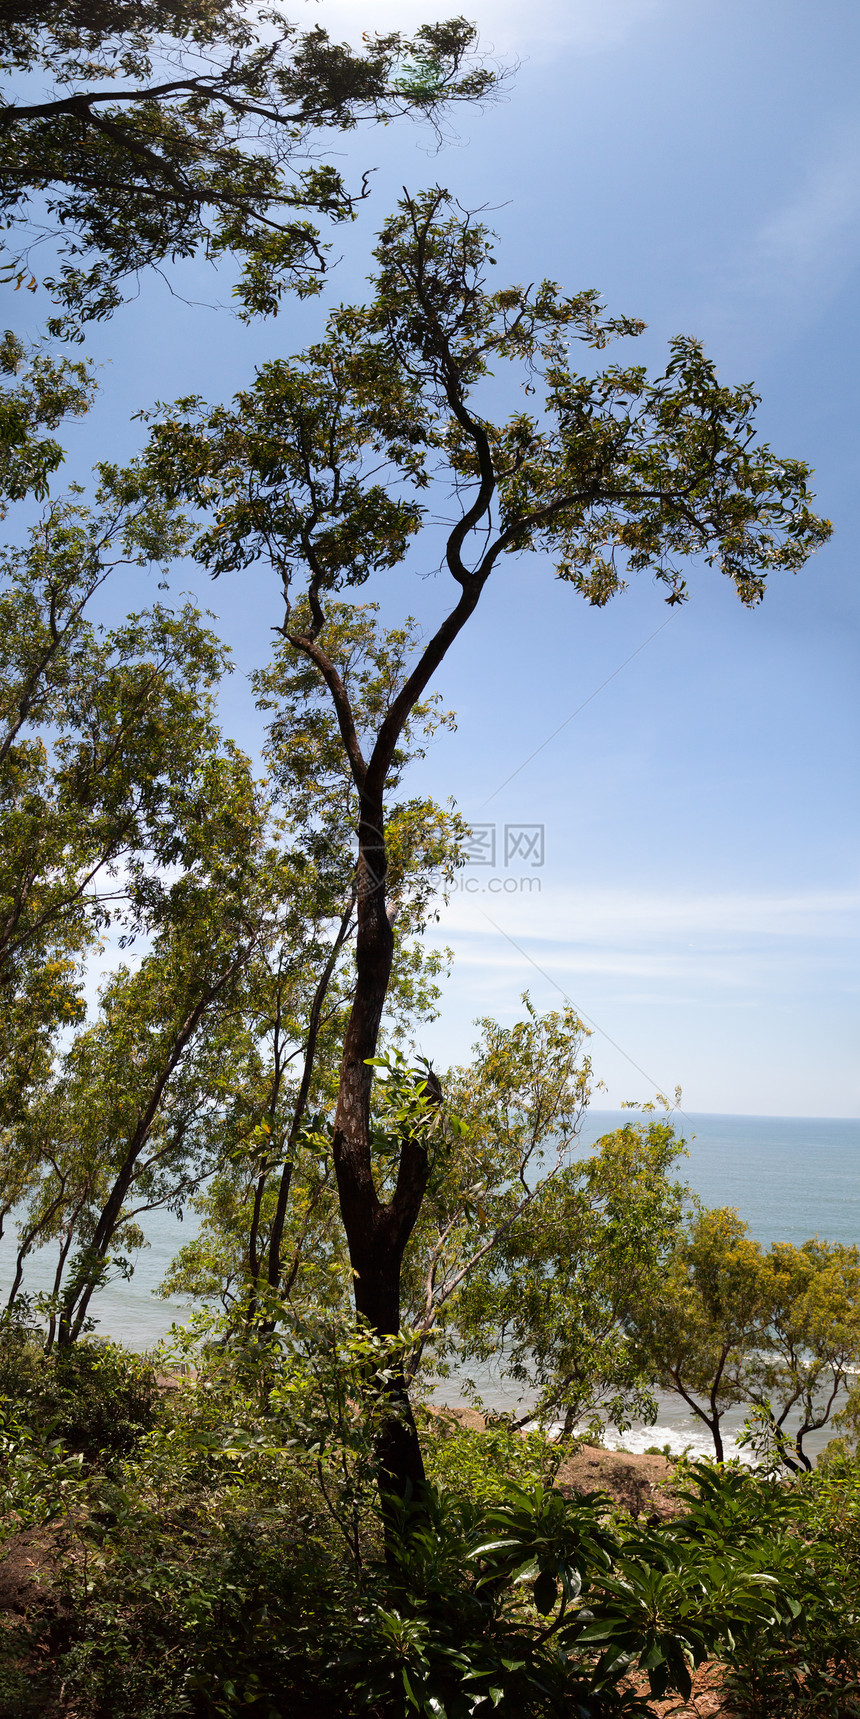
[9,0,859,1115]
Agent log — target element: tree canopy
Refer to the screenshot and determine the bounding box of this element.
[0,3,495,333]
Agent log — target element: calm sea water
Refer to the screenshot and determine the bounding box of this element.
[578,1110,860,1251]
[2,1112,858,1458]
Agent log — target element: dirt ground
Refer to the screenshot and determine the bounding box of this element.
[643,1662,738,1717]
[0,1527,64,1622]
[553,1440,685,1519]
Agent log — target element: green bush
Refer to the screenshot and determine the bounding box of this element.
[419,1411,558,1505]
[673,1459,860,1719]
[0,1323,161,1464]
[6,1336,860,1719]
[52,1415,794,1719]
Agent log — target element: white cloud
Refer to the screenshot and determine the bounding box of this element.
[435,881,860,944]
[420,881,860,1007]
[415,877,860,1112]
[304,0,665,56]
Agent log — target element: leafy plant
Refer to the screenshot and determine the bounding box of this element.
[0,1321,161,1465]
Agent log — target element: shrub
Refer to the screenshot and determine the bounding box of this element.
[676,1459,860,1719]
[0,1322,161,1465]
[419,1410,558,1505]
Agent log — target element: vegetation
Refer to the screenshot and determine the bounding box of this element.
[0,4,855,1714]
[107,179,829,1501]
[629,1209,860,1467]
[0,4,495,333]
[2,1325,860,1718]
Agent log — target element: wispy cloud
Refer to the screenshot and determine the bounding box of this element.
[436,882,860,943]
[424,881,860,999]
[418,881,859,1112]
[717,120,860,341]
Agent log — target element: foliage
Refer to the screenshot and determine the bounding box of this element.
[0,4,495,334]
[631,1207,860,1466]
[126,188,831,614]
[0,331,94,506]
[449,1115,689,1437]
[401,1003,592,1375]
[0,1325,858,1719]
[678,1458,860,1718]
[0,484,280,1330]
[0,1333,807,1719]
[628,1205,767,1462]
[419,1410,558,1506]
[0,1319,161,1463]
[107,183,831,1495]
[740,1240,860,1471]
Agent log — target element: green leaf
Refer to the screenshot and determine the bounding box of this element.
[533,1569,558,1615]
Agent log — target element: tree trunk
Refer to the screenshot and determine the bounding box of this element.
[331,795,429,1501]
[353,1248,427,1499]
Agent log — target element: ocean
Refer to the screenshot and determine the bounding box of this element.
[2,1111,858,1458]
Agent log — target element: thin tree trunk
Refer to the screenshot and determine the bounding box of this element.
[331,796,430,1501]
[266,892,355,1295]
[57,962,244,1346]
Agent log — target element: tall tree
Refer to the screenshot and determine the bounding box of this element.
[161,602,464,1323]
[0,494,233,1132]
[118,187,831,1498]
[0,3,495,334]
[43,755,266,1349]
[0,384,276,1312]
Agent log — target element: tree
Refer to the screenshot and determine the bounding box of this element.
[450,1115,690,1439]
[0,486,240,1142]
[628,1205,768,1462]
[0,391,268,1329]
[161,602,464,1325]
[397,1002,592,1386]
[757,1241,860,1471]
[29,739,266,1348]
[631,1216,860,1468]
[720,1237,860,1472]
[110,185,831,1499]
[1,568,464,1345]
[0,2,495,334]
